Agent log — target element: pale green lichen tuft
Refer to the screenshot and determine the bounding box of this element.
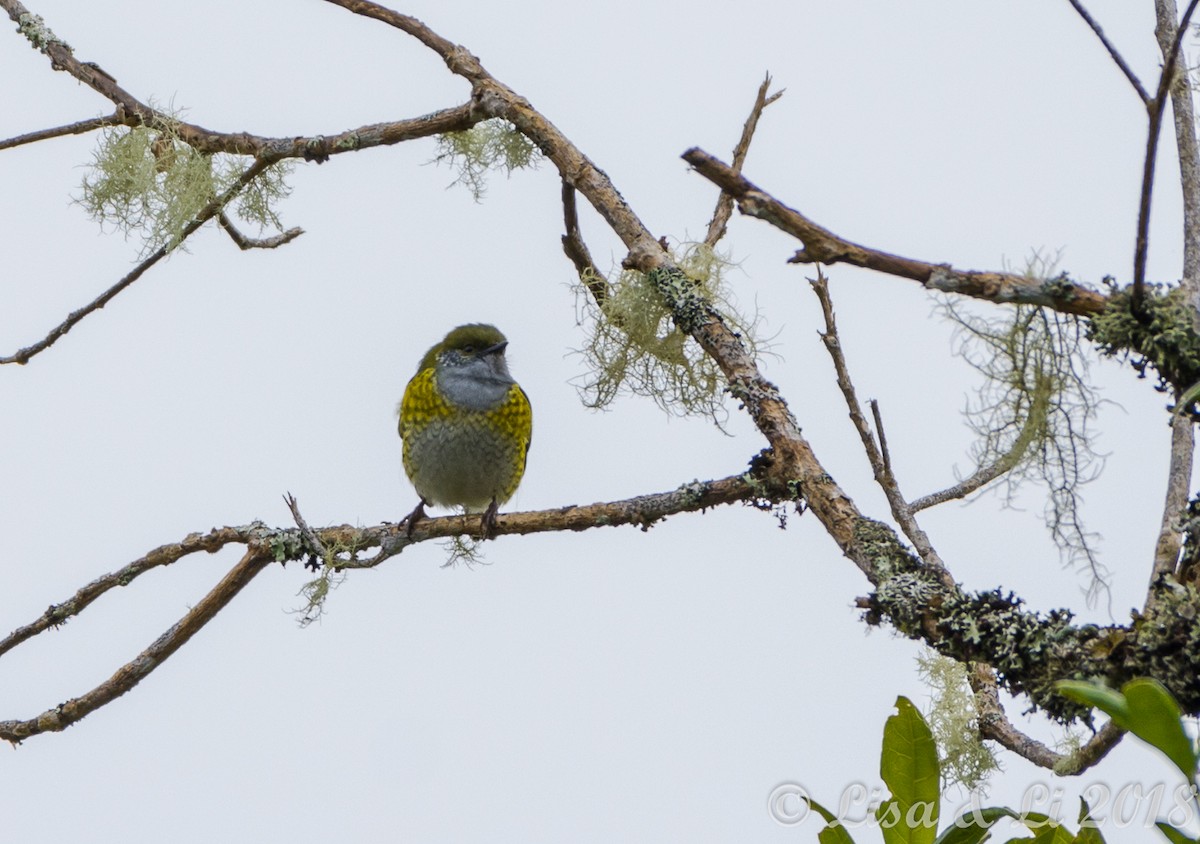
[78,106,293,257]
[294,567,346,628]
[433,118,541,201]
[942,257,1106,606]
[575,242,762,426]
[917,650,1001,793]
[440,535,486,568]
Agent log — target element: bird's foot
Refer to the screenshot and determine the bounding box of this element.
[402,499,428,538]
[480,498,500,539]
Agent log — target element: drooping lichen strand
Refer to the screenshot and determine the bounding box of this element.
[79,111,293,257]
[433,118,541,201]
[916,651,1000,791]
[1087,280,1200,403]
[575,243,761,425]
[945,298,1106,604]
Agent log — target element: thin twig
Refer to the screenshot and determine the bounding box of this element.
[0,547,272,743]
[0,0,479,160]
[868,400,893,476]
[560,182,606,303]
[0,158,273,365]
[218,212,304,250]
[1132,0,1200,307]
[284,492,327,560]
[0,524,264,660]
[910,406,1044,512]
[1065,0,1150,102]
[683,148,1109,317]
[810,274,950,580]
[969,663,1123,774]
[0,113,117,151]
[704,73,783,247]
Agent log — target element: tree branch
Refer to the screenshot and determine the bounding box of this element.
[560,181,605,302]
[1,0,480,160]
[0,547,272,743]
[1132,0,1200,307]
[968,663,1123,774]
[0,112,116,151]
[810,273,950,581]
[0,473,784,740]
[218,212,305,250]
[0,157,274,365]
[682,148,1109,317]
[704,73,783,248]
[1064,0,1151,102]
[0,524,266,660]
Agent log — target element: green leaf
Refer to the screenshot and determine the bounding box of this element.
[1057,679,1198,782]
[1122,680,1199,783]
[1055,681,1133,729]
[1010,812,1075,844]
[1073,798,1107,844]
[877,696,941,844]
[935,806,1018,844]
[804,797,857,844]
[1156,821,1200,844]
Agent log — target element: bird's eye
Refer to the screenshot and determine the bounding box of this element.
[462,345,475,354]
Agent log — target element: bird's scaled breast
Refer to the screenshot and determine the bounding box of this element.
[403,413,525,511]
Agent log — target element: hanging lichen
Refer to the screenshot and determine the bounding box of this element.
[944,280,1106,605]
[433,118,541,201]
[575,242,762,426]
[78,106,293,257]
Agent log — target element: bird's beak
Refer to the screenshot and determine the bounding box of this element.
[482,340,508,357]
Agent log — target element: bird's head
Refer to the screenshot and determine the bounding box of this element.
[419,323,512,380]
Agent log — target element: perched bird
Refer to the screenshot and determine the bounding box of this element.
[398,324,532,536]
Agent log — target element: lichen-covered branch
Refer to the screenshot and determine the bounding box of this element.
[2,0,480,160]
[0,547,272,743]
[681,147,1110,317]
[0,473,781,741]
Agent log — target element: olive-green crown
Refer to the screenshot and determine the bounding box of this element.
[416,323,508,373]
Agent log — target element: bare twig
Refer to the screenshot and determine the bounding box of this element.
[0,547,273,743]
[704,74,783,247]
[969,663,1123,775]
[284,492,327,559]
[683,148,1109,317]
[218,212,304,250]
[0,524,265,660]
[910,407,1045,512]
[1065,0,1151,102]
[810,274,950,581]
[0,113,117,151]
[560,182,605,302]
[1132,0,1200,307]
[868,400,893,476]
[0,158,273,365]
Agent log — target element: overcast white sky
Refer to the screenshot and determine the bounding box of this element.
[1,1,1195,841]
